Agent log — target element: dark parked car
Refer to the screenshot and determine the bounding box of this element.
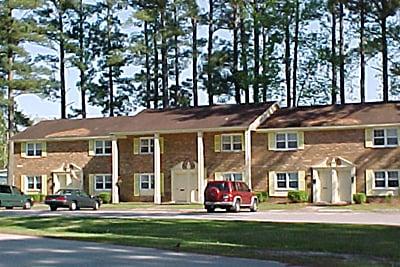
[0,184,32,209]
[204,181,258,213]
[45,189,101,211]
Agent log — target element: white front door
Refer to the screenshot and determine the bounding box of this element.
[319,169,332,203]
[337,169,352,203]
[172,170,197,203]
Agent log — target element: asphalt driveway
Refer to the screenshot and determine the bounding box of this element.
[0,233,284,267]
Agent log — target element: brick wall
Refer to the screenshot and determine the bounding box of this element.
[14,141,112,195]
[251,130,400,196]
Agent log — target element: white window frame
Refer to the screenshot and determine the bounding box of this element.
[275,132,298,150]
[221,134,242,152]
[94,140,112,156]
[26,143,42,157]
[373,170,400,189]
[276,172,299,191]
[372,128,398,148]
[139,173,155,191]
[26,175,42,191]
[139,137,154,154]
[94,174,112,191]
[222,172,243,182]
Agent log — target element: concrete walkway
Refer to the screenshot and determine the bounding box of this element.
[0,234,285,267]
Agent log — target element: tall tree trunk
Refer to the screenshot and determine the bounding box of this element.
[207,0,214,105]
[339,3,345,104]
[106,6,114,117]
[381,17,389,102]
[144,21,151,109]
[253,0,260,103]
[153,24,159,109]
[262,28,267,102]
[59,11,66,118]
[240,12,249,104]
[161,8,168,108]
[6,7,14,185]
[284,18,291,107]
[292,0,300,107]
[192,17,198,107]
[331,5,337,104]
[174,5,179,106]
[233,3,240,104]
[79,0,86,118]
[360,0,365,103]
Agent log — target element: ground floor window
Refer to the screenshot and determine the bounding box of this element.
[26,176,42,191]
[140,174,155,190]
[276,172,298,190]
[374,170,399,189]
[95,174,112,190]
[222,172,243,182]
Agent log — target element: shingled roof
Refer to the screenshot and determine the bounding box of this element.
[13,103,275,141]
[260,102,400,129]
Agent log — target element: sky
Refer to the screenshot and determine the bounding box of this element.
[14,1,386,122]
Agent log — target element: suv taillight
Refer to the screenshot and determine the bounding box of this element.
[222,193,232,201]
[56,196,67,201]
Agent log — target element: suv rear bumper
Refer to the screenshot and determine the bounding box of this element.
[204,201,234,207]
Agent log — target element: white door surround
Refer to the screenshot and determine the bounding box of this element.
[171,161,199,203]
[51,163,83,194]
[312,157,356,204]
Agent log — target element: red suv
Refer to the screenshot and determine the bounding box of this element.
[204,181,258,212]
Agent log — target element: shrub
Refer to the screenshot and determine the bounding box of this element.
[98,192,111,204]
[353,193,366,204]
[28,194,45,203]
[255,192,268,203]
[288,190,309,203]
[385,194,394,204]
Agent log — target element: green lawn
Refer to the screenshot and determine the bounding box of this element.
[0,216,398,266]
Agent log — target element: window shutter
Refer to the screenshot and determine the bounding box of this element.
[134,174,140,196]
[41,142,47,157]
[268,133,276,150]
[268,171,276,196]
[161,173,165,196]
[214,135,221,152]
[365,129,373,148]
[398,127,400,146]
[21,143,27,158]
[298,171,306,191]
[365,169,374,196]
[214,172,223,181]
[88,174,94,195]
[20,175,26,193]
[133,138,139,154]
[241,134,245,151]
[88,140,95,156]
[160,137,164,154]
[298,132,305,150]
[41,175,47,196]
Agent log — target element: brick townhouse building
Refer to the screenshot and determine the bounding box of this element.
[11,102,400,204]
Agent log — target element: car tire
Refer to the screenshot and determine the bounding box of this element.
[50,205,57,211]
[232,200,240,213]
[250,199,258,212]
[206,206,215,213]
[5,206,13,210]
[69,201,77,211]
[23,200,32,210]
[93,201,99,210]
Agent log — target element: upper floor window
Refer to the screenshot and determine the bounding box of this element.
[276,172,298,190]
[95,174,112,190]
[140,137,154,154]
[26,175,42,191]
[95,140,112,155]
[276,133,298,150]
[221,134,242,152]
[222,172,243,182]
[374,170,399,189]
[27,143,42,157]
[140,174,155,190]
[373,128,398,147]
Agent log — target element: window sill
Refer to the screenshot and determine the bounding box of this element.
[221,150,243,153]
[275,188,299,192]
[23,156,43,159]
[372,187,399,190]
[93,154,112,157]
[371,145,398,148]
[272,148,299,152]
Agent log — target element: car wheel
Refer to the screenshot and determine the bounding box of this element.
[69,202,77,211]
[232,200,240,213]
[50,205,57,211]
[23,200,32,210]
[250,199,258,212]
[206,206,215,213]
[5,206,13,210]
[93,201,99,210]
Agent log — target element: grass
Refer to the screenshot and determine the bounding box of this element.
[0,216,399,266]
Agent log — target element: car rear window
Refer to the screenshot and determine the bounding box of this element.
[206,183,229,192]
[56,189,73,195]
[0,185,11,194]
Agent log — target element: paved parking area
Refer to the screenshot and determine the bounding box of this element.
[1,207,400,226]
[0,233,284,267]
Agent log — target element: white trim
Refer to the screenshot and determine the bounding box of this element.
[221,172,244,181]
[274,132,299,151]
[26,142,42,157]
[153,133,161,204]
[111,139,119,203]
[256,123,400,133]
[94,140,112,156]
[372,170,400,190]
[139,173,155,191]
[25,175,42,192]
[371,128,399,148]
[244,130,252,189]
[221,133,243,152]
[197,132,205,203]
[93,174,112,191]
[139,137,154,154]
[275,172,299,191]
